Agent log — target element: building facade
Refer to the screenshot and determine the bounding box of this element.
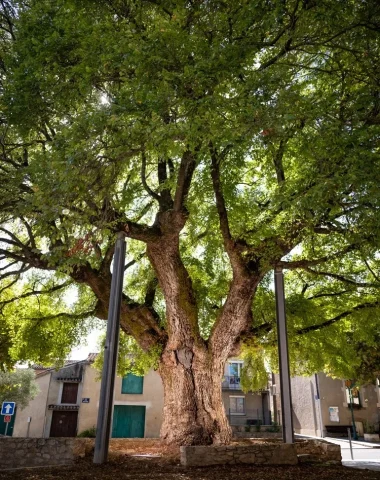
[277,373,380,437]
[12,354,272,439]
[13,355,164,439]
[12,354,378,439]
[222,357,274,426]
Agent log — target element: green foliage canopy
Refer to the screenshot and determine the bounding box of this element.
[0,368,39,409]
[0,0,379,386]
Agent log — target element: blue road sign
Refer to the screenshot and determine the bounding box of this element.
[1,402,15,416]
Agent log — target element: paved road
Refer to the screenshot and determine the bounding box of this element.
[296,434,380,471]
[324,437,380,470]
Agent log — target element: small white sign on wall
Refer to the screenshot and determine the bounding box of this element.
[329,406,339,422]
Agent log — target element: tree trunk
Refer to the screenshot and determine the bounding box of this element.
[158,346,232,445]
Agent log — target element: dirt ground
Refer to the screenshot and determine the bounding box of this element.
[1,439,380,480]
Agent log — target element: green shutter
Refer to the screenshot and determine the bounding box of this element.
[121,374,144,394]
[112,405,145,438]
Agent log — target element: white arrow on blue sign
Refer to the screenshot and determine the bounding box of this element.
[1,401,15,416]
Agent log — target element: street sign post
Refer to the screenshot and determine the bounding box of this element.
[2,413,12,436]
[1,402,15,416]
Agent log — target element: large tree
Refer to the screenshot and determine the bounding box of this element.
[0,0,380,445]
[0,369,38,409]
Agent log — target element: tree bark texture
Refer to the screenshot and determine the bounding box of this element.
[158,346,232,445]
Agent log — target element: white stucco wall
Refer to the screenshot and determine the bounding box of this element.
[13,372,51,438]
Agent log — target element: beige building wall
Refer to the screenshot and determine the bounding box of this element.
[319,374,380,434]
[76,365,100,434]
[277,373,380,436]
[113,369,164,438]
[77,365,164,438]
[13,373,51,438]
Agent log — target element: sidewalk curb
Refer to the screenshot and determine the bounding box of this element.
[296,434,380,449]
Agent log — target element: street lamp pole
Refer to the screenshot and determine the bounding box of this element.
[345,380,359,441]
[93,233,126,464]
[274,266,294,444]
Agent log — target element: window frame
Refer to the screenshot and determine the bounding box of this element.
[345,387,361,408]
[121,373,144,394]
[229,395,246,415]
[228,361,243,377]
[60,382,79,405]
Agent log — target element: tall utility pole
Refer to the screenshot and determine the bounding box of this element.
[274,266,294,444]
[93,233,126,464]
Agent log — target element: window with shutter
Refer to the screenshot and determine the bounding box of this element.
[121,374,144,394]
[61,382,79,404]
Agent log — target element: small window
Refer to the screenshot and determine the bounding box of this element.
[228,362,243,377]
[121,374,144,394]
[61,382,79,404]
[229,396,245,415]
[346,387,361,407]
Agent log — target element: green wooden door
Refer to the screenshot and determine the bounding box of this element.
[112,405,146,438]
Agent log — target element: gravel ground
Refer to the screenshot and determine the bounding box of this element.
[1,439,379,480]
[1,457,380,480]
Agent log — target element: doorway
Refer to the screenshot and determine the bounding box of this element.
[50,410,78,437]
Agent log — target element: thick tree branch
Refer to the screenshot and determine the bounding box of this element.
[302,267,380,288]
[306,290,351,300]
[173,150,197,212]
[210,144,248,275]
[209,276,261,363]
[273,139,287,185]
[141,152,161,201]
[144,277,158,307]
[157,160,174,211]
[123,220,160,242]
[279,243,361,269]
[0,263,31,281]
[0,280,72,308]
[296,301,380,335]
[147,233,202,349]
[210,146,232,245]
[26,310,96,322]
[364,259,380,283]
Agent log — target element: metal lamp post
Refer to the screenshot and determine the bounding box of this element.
[274,266,294,444]
[93,233,126,464]
[345,379,359,440]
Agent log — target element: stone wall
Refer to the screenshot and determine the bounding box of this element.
[295,439,341,464]
[181,443,298,467]
[180,439,341,467]
[0,438,93,470]
[0,437,341,470]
